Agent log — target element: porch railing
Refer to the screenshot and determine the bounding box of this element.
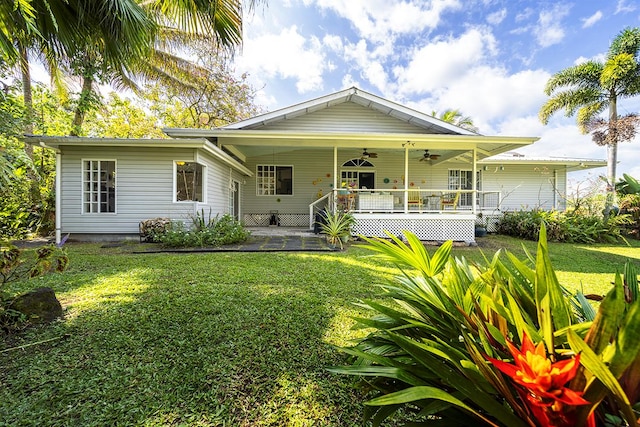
[331,188,501,213]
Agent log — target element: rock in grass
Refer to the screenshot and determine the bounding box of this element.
[9,287,63,324]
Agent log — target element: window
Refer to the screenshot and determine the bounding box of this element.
[256,165,293,195]
[83,160,116,213]
[176,161,204,202]
[448,169,477,208]
[341,159,375,189]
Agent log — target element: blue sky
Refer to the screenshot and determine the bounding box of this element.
[232,0,640,185]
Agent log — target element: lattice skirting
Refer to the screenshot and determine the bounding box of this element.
[243,213,309,227]
[481,213,502,233]
[352,213,476,242]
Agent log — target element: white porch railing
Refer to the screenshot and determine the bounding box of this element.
[329,188,501,213]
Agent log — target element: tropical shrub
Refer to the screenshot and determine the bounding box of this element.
[497,209,630,243]
[619,194,640,238]
[319,211,355,249]
[330,226,640,426]
[155,214,249,248]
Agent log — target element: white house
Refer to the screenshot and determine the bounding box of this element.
[28,87,606,243]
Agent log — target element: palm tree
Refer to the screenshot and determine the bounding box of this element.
[539,27,640,216]
[6,0,259,136]
[431,108,479,133]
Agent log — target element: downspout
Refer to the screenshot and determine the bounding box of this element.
[55,152,61,244]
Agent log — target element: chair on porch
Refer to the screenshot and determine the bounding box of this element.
[407,188,423,209]
[440,191,460,210]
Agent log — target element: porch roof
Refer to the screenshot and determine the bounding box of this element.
[24,135,254,176]
[163,128,539,163]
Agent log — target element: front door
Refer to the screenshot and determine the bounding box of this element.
[341,170,376,189]
[359,172,375,189]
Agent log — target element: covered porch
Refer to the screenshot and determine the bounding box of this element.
[310,186,503,243]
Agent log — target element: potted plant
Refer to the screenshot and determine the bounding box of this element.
[475,213,488,237]
[319,211,355,249]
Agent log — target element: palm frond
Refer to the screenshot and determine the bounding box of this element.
[544,61,604,95]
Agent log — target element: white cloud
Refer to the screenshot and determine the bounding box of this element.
[616,0,637,14]
[581,10,603,28]
[309,0,462,43]
[234,26,327,94]
[487,8,507,25]
[393,27,498,96]
[343,39,390,92]
[534,4,571,47]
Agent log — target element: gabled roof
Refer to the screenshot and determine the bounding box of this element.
[187,87,477,135]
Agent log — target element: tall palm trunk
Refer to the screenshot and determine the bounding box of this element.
[604,94,618,219]
[18,41,34,154]
[71,75,94,136]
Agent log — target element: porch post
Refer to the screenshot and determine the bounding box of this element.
[472,147,477,215]
[403,143,409,213]
[333,146,338,212]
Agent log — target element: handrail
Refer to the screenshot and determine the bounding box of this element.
[309,192,332,229]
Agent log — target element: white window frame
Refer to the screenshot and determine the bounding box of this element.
[256,165,294,196]
[81,159,117,214]
[448,169,475,208]
[174,161,207,203]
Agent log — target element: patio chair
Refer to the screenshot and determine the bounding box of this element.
[407,188,423,209]
[440,191,460,210]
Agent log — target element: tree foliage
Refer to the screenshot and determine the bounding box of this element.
[432,108,479,133]
[539,27,640,215]
[142,49,261,128]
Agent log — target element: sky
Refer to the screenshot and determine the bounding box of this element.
[230,0,640,187]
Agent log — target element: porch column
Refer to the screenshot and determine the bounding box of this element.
[472,148,477,215]
[333,146,338,211]
[403,143,409,213]
[333,146,338,189]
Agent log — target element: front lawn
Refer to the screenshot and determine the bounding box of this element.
[1,235,639,426]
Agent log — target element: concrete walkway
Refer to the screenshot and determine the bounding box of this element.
[137,227,339,253]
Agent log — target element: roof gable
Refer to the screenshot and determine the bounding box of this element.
[221,87,476,135]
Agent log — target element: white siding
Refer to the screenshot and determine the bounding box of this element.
[59,146,236,235]
[481,164,567,211]
[243,149,466,215]
[241,150,569,216]
[253,102,440,134]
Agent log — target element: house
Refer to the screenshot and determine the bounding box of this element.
[27,87,606,243]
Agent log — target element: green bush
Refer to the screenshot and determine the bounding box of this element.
[331,228,640,426]
[497,209,630,243]
[155,214,249,248]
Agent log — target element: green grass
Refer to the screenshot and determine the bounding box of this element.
[1,235,639,426]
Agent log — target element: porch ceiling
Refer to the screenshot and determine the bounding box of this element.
[180,129,539,162]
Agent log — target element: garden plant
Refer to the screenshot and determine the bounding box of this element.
[331,225,640,426]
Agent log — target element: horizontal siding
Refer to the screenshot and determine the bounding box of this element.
[243,149,472,214]
[255,102,439,133]
[481,165,566,211]
[60,146,232,234]
[242,150,569,215]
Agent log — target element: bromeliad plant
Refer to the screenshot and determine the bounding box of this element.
[330,225,640,426]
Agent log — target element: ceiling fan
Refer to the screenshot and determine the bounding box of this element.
[419,149,440,161]
[361,148,378,159]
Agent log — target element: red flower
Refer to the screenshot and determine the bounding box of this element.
[486,333,594,427]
